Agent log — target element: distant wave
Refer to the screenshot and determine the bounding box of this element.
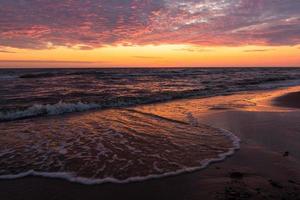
[19,72,59,79]
[259,79,300,89]
[18,71,106,79]
[0,75,17,80]
[2,78,300,122]
[0,101,101,121]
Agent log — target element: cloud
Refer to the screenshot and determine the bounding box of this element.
[0,50,16,53]
[133,56,162,59]
[243,49,275,52]
[174,48,214,52]
[0,0,299,49]
[78,45,95,50]
[0,60,96,64]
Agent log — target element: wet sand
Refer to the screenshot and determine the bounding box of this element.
[1,86,300,200]
[274,91,300,108]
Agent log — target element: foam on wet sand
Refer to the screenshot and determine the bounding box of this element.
[1,86,300,200]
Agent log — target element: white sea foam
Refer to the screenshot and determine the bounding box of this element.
[2,77,300,122]
[0,101,101,121]
[0,127,240,185]
[0,97,241,185]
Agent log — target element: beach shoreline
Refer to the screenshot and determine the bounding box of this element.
[1,86,300,200]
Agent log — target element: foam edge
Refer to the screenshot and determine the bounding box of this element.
[0,127,240,185]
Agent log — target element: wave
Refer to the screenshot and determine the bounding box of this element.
[2,78,300,122]
[259,79,300,89]
[19,71,104,79]
[0,101,101,121]
[0,75,17,80]
[19,72,59,79]
[0,127,240,185]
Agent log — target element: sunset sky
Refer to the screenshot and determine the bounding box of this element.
[0,0,300,68]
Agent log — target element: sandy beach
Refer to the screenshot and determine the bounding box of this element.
[1,86,300,200]
[274,91,300,109]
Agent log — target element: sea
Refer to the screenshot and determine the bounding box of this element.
[0,67,300,184]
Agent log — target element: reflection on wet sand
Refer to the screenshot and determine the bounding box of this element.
[0,108,237,183]
[1,86,300,199]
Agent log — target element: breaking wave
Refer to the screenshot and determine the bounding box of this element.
[2,77,300,122]
[2,68,300,122]
[0,101,101,121]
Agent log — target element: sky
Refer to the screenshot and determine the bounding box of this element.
[0,0,300,68]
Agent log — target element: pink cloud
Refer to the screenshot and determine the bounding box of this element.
[0,0,299,49]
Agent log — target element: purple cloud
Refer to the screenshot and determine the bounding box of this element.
[0,0,299,49]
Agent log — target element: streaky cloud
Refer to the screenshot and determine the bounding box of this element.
[243,49,275,52]
[133,56,163,59]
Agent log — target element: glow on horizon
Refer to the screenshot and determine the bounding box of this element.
[0,45,300,68]
[1,1,300,68]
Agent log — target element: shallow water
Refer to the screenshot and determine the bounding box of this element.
[1,68,300,121]
[1,68,299,184]
[0,109,238,183]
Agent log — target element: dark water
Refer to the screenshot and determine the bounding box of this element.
[0,67,299,184]
[1,68,300,121]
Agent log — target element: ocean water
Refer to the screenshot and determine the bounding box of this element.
[0,67,299,183]
[1,68,300,121]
